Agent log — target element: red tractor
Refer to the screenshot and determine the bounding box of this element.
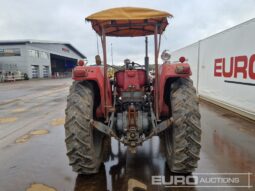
[65,7,201,174]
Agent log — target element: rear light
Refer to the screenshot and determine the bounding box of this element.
[78,60,85,66]
[179,56,186,63]
[175,65,191,74]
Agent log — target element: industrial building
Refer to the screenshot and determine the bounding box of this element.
[0,40,86,79]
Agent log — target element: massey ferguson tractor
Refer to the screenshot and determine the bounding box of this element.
[65,7,201,174]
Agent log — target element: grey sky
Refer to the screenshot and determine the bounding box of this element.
[0,0,255,64]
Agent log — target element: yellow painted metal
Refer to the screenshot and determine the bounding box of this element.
[86,7,172,37]
[86,7,172,21]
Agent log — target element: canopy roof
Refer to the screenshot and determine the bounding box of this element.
[86,7,173,37]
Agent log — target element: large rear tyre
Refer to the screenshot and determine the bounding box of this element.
[163,78,201,173]
[65,81,110,174]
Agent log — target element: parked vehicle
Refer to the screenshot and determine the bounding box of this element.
[64,7,201,174]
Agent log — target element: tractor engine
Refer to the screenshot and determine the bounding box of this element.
[115,68,151,149]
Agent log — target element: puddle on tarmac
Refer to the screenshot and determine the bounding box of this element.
[11,108,26,113]
[26,183,56,191]
[213,131,255,174]
[15,129,49,143]
[0,117,17,124]
[50,118,65,126]
[74,138,167,191]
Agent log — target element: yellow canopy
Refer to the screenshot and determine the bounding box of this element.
[86,7,173,37]
[86,7,172,21]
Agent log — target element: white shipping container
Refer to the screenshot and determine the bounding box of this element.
[171,18,255,120]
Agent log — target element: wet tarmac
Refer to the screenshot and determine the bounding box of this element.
[0,78,254,191]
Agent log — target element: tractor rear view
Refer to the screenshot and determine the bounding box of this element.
[64,7,201,174]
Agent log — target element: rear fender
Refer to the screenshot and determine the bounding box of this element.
[73,65,112,118]
[158,62,192,117]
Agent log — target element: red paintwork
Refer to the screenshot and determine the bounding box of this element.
[73,62,192,119]
[115,69,146,91]
[73,65,112,118]
[157,62,192,116]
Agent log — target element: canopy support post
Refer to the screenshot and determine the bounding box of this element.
[145,36,149,85]
[101,27,108,122]
[154,24,159,120]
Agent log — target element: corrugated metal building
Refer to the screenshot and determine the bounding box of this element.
[0,40,86,79]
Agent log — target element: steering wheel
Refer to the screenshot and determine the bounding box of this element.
[124,59,144,69]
